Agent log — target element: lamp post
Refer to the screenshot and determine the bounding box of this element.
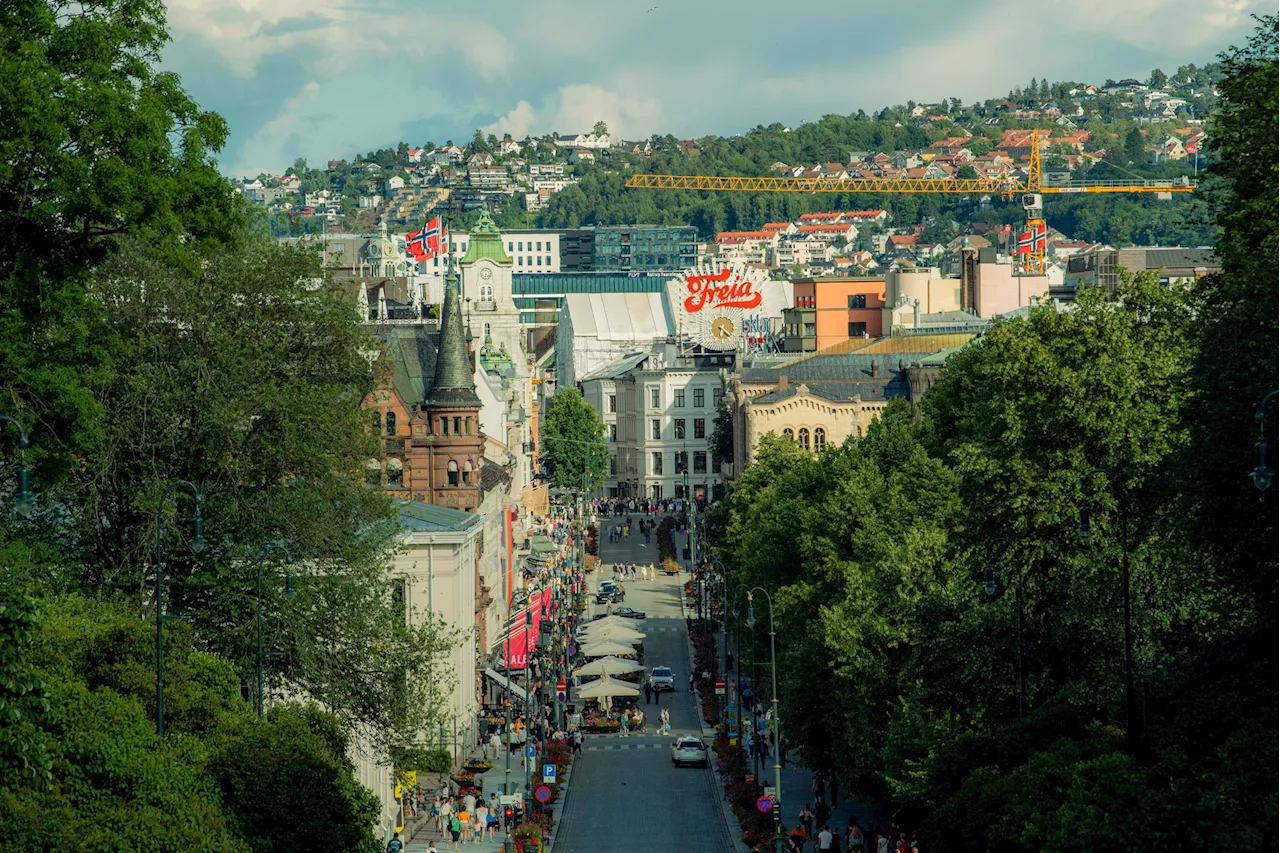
[1077,468,1136,748]
[255,539,296,718]
[155,480,205,738]
[982,537,1026,718]
[0,416,36,517]
[1250,390,1278,491]
[747,587,784,853]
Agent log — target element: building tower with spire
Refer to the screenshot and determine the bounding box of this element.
[406,252,485,511]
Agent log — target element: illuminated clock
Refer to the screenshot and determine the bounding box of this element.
[711,317,735,340]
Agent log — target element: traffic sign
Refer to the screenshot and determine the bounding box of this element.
[568,644,577,656]
[542,763,556,783]
[756,795,774,814]
[525,744,537,758]
[715,678,725,695]
[534,784,552,803]
[556,679,566,702]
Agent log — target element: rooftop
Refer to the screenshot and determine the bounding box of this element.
[397,499,484,533]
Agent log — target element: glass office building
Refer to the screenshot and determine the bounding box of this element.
[591,225,698,272]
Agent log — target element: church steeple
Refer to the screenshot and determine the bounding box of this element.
[427,252,481,408]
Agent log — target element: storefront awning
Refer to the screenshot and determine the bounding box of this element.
[484,668,529,702]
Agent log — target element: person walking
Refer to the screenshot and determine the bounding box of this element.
[635,708,646,733]
[644,681,654,705]
[818,824,835,852]
[800,804,815,838]
[812,771,825,806]
[620,711,630,737]
[846,819,867,852]
[386,832,404,853]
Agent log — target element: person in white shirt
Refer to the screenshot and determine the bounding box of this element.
[818,825,834,851]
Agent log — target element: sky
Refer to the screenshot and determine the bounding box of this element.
[157,0,1271,178]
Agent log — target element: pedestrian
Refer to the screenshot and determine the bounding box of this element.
[488,730,501,760]
[815,799,832,829]
[847,819,866,852]
[800,804,815,837]
[386,832,404,853]
[644,681,653,704]
[818,824,835,852]
[812,771,825,805]
[457,806,471,844]
[635,708,646,732]
[620,711,630,737]
[448,813,462,850]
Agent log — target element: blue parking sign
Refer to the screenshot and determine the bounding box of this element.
[542,763,556,783]
[525,744,536,759]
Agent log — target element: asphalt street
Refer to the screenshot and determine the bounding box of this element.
[554,517,736,853]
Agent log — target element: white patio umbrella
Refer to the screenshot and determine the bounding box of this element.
[579,615,634,635]
[580,624,646,643]
[575,675,640,704]
[580,640,639,658]
[572,656,645,678]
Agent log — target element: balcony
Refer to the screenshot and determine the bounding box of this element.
[474,300,497,312]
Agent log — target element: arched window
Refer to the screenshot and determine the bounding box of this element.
[479,284,494,302]
[463,459,474,484]
[814,427,826,452]
[782,428,794,440]
[364,459,382,487]
[387,457,404,487]
[798,428,810,451]
[447,460,459,486]
[385,411,397,436]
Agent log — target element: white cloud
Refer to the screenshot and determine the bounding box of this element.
[229,80,320,176]
[483,100,537,138]
[484,85,663,141]
[164,0,510,80]
[1059,0,1256,52]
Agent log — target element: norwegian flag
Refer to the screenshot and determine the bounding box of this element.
[1013,222,1046,255]
[404,216,447,262]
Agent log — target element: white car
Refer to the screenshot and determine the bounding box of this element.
[648,666,675,693]
[671,736,709,768]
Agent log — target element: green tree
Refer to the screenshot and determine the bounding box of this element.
[0,0,242,484]
[56,233,461,752]
[1123,127,1146,163]
[708,398,734,470]
[1149,68,1168,88]
[593,120,609,137]
[540,388,609,493]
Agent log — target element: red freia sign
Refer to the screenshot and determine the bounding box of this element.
[683,268,762,313]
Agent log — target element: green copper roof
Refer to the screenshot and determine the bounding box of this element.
[460,210,511,265]
[427,256,481,408]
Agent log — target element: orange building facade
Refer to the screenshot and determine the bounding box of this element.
[782,277,886,352]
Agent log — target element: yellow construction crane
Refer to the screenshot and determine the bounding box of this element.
[624,130,1195,274]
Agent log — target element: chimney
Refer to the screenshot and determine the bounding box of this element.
[777,374,788,391]
[871,360,881,378]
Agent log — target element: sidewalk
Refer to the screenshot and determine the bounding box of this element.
[405,755,532,852]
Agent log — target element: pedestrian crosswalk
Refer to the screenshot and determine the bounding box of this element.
[583,742,669,751]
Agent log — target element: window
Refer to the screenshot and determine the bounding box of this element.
[483,322,491,339]
[674,419,686,440]
[847,294,867,309]
[518,241,524,251]
[651,419,661,440]
[848,322,867,337]
[651,452,663,475]
[694,453,707,473]
[674,389,685,407]
[385,411,397,436]
[608,394,617,413]
[462,460,473,484]
[441,417,450,436]
[799,428,810,451]
[782,428,794,440]
[464,417,472,435]
[804,323,817,336]
[609,423,617,441]
[815,427,826,452]
[480,284,494,301]
[609,456,617,477]
[546,256,552,265]
[536,256,542,266]
[507,242,513,251]
[693,388,705,407]
[675,450,688,473]
[650,388,660,408]
[517,256,523,267]
[453,416,461,435]
[694,419,706,439]
[447,460,459,486]
[714,388,724,406]
[536,241,542,251]
[387,458,404,487]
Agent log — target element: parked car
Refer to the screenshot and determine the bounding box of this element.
[612,607,646,620]
[649,666,675,693]
[671,736,709,768]
[595,581,618,604]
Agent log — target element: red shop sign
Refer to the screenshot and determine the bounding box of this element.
[683,268,762,313]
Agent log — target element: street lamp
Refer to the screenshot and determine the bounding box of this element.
[155,479,205,738]
[1077,467,1136,748]
[982,537,1026,718]
[1250,390,1278,491]
[0,416,36,518]
[255,538,296,718]
[747,587,784,853]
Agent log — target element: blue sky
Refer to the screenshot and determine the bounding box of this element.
[158,0,1270,177]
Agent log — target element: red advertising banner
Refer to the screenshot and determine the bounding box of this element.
[503,617,532,670]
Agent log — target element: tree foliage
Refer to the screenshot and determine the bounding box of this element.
[540,387,609,493]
